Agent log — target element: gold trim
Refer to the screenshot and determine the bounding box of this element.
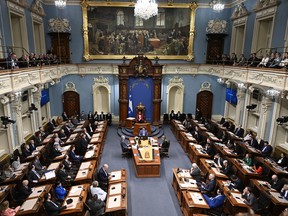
[81,0,198,61]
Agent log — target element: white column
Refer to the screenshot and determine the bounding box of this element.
[32,85,43,130]
[258,96,272,140]
[235,90,246,125]
[12,94,24,145]
[242,89,251,130]
[269,96,281,147]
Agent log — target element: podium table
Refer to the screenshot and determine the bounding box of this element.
[133,123,151,135]
[125,117,135,129]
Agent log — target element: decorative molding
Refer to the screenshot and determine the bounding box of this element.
[7,1,25,14]
[65,82,76,92]
[31,12,43,23]
[254,0,278,12]
[231,2,249,20]
[30,0,45,17]
[7,0,28,9]
[255,5,277,19]
[168,76,183,85]
[48,18,71,33]
[0,96,10,104]
[233,16,248,26]
[200,81,212,92]
[206,19,228,34]
[93,76,109,84]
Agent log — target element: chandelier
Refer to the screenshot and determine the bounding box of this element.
[55,0,67,9]
[209,0,225,12]
[134,0,158,20]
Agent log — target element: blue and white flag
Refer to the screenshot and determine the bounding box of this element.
[128,94,133,117]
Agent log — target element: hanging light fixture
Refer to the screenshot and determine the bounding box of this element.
[55,0,67,9]
[134,0,158,20]
[209,0,225,12]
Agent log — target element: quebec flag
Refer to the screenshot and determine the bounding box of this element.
[128,94,133,117]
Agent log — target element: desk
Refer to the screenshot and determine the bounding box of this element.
[59,184,89,215]
[187,143,210,164]
[109,169,127,184]
[256,156,288,177]
[125,117,135,129]
[65,133,79,145]
[1,162,29,185]
[39,161,61,184]
[237,142,263,157]
[212,142,238,158]
[180,132,196,152]
[172,168,199,204]
[133,122,151,135]
[131,138,160,178]
[224,191,249,215]
[16,198,41,215]
[181,191,209,216]
[74,161,96,184]
[174,123,187,141]
[199,159,229,180]
[24,146,45,162]
[83,144,100,161]
[53,145,71,162]
[28,184,52,200]
[105,182,127,216]
[0,185,11,203]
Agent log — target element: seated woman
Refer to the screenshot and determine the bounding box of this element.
[136,110,145,123]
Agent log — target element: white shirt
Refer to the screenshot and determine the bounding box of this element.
[90,185,107,201]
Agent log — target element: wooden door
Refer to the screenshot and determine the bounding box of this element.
[48,32,71,63]
[63,91,80,118]
[206,33,227,64]
[196,90,213,120]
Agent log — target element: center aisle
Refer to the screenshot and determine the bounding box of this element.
[101,125,191,216]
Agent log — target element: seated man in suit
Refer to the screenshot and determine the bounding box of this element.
[214,153,224,168]
[139,127,148,138]
[97,164,111,191]
[229,175,244,193]
[136,110,145,123]
[50,142,62,159]
[77,133,88,155]
[277,152,288,168]
[69,145,83,163]
[27,164,41,186]
[33,155,46,175]
[57,164,73,184]
[47,118,55,134]
[234,125,244,137]
[22,144,32,158]
[219,160,232,176]
[242,186,258,211]
[261,141,273,157]
[86,194,105,216]
[120,135,131,156]
[16,180,32,201]
[203,189,225,209]
[269,174,282,192]
[190,163,201,182]
[44,193,70,216]
[106,112,112,126]
[280,184,288,200]
[62,112,68,121]
[198,173,216,196]
[29,140,37,152]
[58,129,67,141]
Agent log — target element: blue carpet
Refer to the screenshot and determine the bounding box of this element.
[100,125,191,216]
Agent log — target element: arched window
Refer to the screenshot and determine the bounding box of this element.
[117,10,124,26]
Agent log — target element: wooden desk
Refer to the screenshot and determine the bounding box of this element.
[39,161,61,184]
[105,182,127,216]
[187,143,210,164]
[16,198,41,215]
[212,142,238,158]
[131,139,160,178]
[109,169,127,184]
[125,117,135,129]
[0,162,30,186]
[180,132,197,152]
[53,145,71,162]
[224,191,249,215]
[181,191,209,216]
[255,156,288,177]
[172,168,199,204]
[237,142,263,157]
[229,158,262,185]
[59,184,89,215]
[133,122,151,135]
[199,159,229,180]
[0,185,11,203]
[65,133,79,145]
[174,123,187,141]
[83,144,100,161]
[24,145,45,162]
[74,161,96,184]
[27,184,53,200]
[191,119,208,132]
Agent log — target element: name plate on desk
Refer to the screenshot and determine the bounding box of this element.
[109,183,122,195]
[107,194,121,208]
[110,171,121,181]
[20,198,38,211]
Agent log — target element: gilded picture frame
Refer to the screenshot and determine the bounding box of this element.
[81,0,197,61]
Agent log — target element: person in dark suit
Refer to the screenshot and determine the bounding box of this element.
[43,193,69,216]
[69,146,83,162]
[213,153,224,168]
[62,123,71,137]
[139,127,148,137]
[268,174,282,192]
[242,186,258,211]
[87,111,94,123]
[86,122,95,136]
[29,140,36,152]
[277,153,288,168]
[195,108,202,121]
[222,120,229,128]
[77,133,88,155]
[27,164,41,185]
[98,111,105,121]
[79,111,86,121]
[33,155,46,175]
[205,142,215,158]
[58,129,67,141]
[160,136,170,148]
[97,164,111,190]
[50,143,62,159]
[228,122,235,132]
[261,141,273,157]
[47,119,55,134]
[22,144,32,158]
[86,194,105,216]
[198,173,216,196]
[120,135,131,155]
[34,132,43,146]
[57,164,73,184]
[190,163,201,182]
[93,111,98,122]
[175,111,181,121]
[220,160,231,176]
[62,112,68,121]
[106,112,112,126]
[280,184,288,200]
[234,125,244,137]
[203,189,225,209]
[16,180,32,201]
[192,127,204,143]
[169,110,175,121]
[230,175,244,192]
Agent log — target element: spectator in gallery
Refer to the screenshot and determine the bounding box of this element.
[6,52,19,69]
[269,52,282,68]
[257,53,270,67]
[234,54,246,66]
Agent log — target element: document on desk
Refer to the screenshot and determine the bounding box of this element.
[92,133,101,138]
[109,183,122,195]
[270,191,288,203]
[107,195,121,208]
[85,151,94,158]
[68,186,83,197]
[110,171,121,181]
[79,162,91,170]
[47,162,60,170]
[76,170,88,179]
[29,186,46,198]
[45,170,56,179]
[20,198,38,211]
[189,192,206,205]
[90,137,99,143]
[179,170,191,178]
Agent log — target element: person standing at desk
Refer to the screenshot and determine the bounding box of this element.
[97,164,111,191]
[139,127,148,137]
